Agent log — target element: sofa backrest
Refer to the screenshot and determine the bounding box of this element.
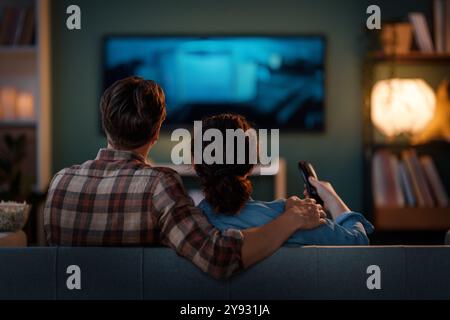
[1,246,449,300]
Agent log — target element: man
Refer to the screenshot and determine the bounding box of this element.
[44,76,326,279]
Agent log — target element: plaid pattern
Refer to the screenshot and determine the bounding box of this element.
[44,148,243,278]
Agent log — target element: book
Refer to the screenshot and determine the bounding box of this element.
[409,12,434,53]
[0,7,6,44]
[434,0,446,53]
[420,155,449,207]
[402,150,426,207]
[446,0,450,53]
[372,150,404,208]
[0,6,15,45]
[398,161,416,207]
[380,150,396,206]
[410,150,435,207]
[12,9,26,45]
[18,7,35,45]
[390,155,405,207]
[372,151,387,207]
[0,6,35,46]
[402,150,435,207]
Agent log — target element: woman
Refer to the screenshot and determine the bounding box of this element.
[193,113,373,245]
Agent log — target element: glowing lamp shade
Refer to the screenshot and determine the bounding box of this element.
[371,79,436,137]
[16,92,34,120]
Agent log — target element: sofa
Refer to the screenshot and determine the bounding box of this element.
[1,245,450,300]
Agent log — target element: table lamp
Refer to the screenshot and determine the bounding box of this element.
[371,78,436,138]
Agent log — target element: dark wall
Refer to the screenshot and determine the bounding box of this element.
[51,0,433,211]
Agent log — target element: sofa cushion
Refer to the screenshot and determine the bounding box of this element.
[56,247,143,300]
[1,246,450,300]
[315,246,406,299]
[229,247,317,300]
[0,247,56,300]
[143,247,227,300]
[405,246,450,299]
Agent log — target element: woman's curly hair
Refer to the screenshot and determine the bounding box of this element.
[192,114,256,215]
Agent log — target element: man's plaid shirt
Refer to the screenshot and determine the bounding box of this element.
[44,148,244,279]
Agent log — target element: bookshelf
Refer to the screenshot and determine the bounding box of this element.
[371,141,450,230]
[0,119,36,127]
[0,0,51,245]
[0,45,36,54]
[363,52,450,232]
[375,207,450,231]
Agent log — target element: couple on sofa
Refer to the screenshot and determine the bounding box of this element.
[43,76,373,279]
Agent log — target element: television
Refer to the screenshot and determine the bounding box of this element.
[103,36,326,131]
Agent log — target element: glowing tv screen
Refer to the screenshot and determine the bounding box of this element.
[103,36,325,131]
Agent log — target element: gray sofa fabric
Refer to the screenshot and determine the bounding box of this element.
[1,246,449,300]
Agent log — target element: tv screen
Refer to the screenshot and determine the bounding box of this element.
[103,36,325,131]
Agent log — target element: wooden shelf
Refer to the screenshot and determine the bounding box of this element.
[0,120,36,127]
[0,46,36,55]
[375,207,450,231]
[368,51,450,63]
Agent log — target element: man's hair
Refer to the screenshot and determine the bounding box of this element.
[100,76,166,150]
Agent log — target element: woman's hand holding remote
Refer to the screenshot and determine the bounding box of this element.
[305,177,351,220]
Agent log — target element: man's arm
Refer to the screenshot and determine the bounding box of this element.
[241,199,326,268]
[284,214,373,246]
[153,169,325,279]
